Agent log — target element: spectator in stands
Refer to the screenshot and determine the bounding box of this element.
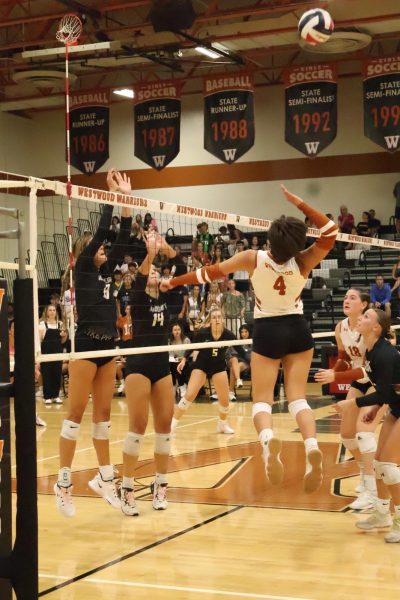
[111,269,123,299]
[204,281,223,319]
[168,323,191,398]
[160,264,173,285]
[165,282,188,331]
[186,284,205,332]
[108,216,120,242]
[120,253,133,274]
[129,222,146,263]
[338,205,355,234]
[356,212,371,237]
[143,212,153,231]
[195,221,214,254]
[135,214,143,228]
[117,273,134,317]
[233,241,250,295]
[61,277,74,327]
[222,279,245,337]
[215,225,230,246]
[50,292,63,321]
[39,304,68,405]
[169,245,187,277]
[368,209,381,237]
[227,223,247,246]
[250,235,260,251]
[153,248,169,272]
[127,261,138,280]
[191,241,210,266]
[370,274,392,317]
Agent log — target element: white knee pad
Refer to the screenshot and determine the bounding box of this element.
[373,459,383,480]
[177,396,191,411]
[288,399,311,418]
[357,431,377,454]
[252,402,272,418]
[61,419,80,441]
[378,462,400,486]
[123,432,143,457]
[218,402,230,414]
[154,433,171,456]
[92,421,111,440]
[340,437,358,451]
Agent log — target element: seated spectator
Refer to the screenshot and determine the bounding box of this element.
[109,215,120,242]
[169,322,191,398]
[356,211,371,237]
[368,209,381,236]
[111,269,123,299]
[117,273,134,316]
[345,226,365,250]
[160,264,173,286]
[204,281,223,317]
[127,261,138,280]
[222,279,245,337]
[153,248,169,271]
[169,245,187,277]
[143,212,154,231]
[120,253,133,274]
[186,284,205,331]
[250,235,260,251]
[191,241,210,266]
[370,274,392,317]
[215,225,230,246]
[233,241,250,294]
[195,221,214,254]
[227,238,237,257]
[135,213,143,229]
[338,205,355,234]
[49,292,63,321]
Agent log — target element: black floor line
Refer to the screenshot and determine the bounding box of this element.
[38,505,244,597]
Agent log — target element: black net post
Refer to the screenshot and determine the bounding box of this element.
[11,278,38,599]
[0,279,12,599]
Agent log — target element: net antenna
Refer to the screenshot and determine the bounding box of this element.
[56,13,82,352]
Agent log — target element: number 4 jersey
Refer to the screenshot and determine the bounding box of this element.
[251,250,305,318]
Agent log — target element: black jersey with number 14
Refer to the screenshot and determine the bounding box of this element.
[130,273,169,348]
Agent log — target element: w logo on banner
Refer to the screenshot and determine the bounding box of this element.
[384,135,400,150]
[83,161,96,173]
[222,148,237,162]
[153,155,166,168]
[305,141,320,155]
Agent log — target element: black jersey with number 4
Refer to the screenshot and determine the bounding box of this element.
[186,327,236,371]
[130,273,169,348]
[75,204,132,338]
[356,337,400,415]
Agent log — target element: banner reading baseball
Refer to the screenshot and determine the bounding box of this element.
[284,64,337,157]
[70,90,110,175]
[363,56,400,152]
[134,80,181,170]
[203,72,255,164]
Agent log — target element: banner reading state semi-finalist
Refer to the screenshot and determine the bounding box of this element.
[363,56,400,153]
[284,64,337,157]
[70,90,109,175]
[204,73,254,164]
[134,80,181,170]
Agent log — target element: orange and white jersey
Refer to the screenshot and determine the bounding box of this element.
[251,250,305,318]
[339,317,369,382]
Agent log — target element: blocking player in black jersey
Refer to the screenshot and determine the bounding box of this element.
[334,309,400,543]
[55,169,132,518]
[119,232,177,516]
[170,307,236,435]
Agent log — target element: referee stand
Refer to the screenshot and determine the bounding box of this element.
[0,207,38,599]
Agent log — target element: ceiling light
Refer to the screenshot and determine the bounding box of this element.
[113,88,134,98]
[195,46,220,59]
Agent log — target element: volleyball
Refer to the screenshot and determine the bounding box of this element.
[298,8,334,45]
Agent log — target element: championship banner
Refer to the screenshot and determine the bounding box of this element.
[134,80,181,170]
[203,72,255,164]
[363,56,400,152]
[284,64,337,157]
[70,90,110,175]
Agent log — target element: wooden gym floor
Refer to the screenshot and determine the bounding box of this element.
[11,384,400,600]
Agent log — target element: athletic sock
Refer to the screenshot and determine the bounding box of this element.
[58,467,71,488]
[122,476,134,490]
[155,473,168,485]
[99,464,114,482]
[376,498,390,514]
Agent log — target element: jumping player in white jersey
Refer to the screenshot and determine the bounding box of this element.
[315,289,386,509]
[161,186,338,493]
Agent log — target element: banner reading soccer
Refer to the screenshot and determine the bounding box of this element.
[363,56,400,152]
[70,90,109,175]
[284,64,337,157]
[204,73,254,164]
[134,80,181,170]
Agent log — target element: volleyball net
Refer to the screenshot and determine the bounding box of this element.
[2,169,400,367]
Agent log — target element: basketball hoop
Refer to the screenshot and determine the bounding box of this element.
[56,14,82,46]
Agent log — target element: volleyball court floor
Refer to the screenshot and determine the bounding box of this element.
[11,383,399,600]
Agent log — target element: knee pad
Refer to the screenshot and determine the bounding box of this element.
[123,432,143,457]
[378,462,400,486]
[288,399,311,418]
[61,419,80,441]
[357,431,377,454]
[340,437,358,451]
[177,397,191,411]
[252,402,272,418]
[92,421,111,440]
[154,433,171,456]
[218,402,230,414]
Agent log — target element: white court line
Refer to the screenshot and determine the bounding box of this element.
[38,574,313,600]
[27,416,217,468]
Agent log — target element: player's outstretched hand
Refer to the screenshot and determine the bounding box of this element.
[280,184,303,207]
[107,169,131,194]
[159,279,173,292]
[362,405,380,423]
[314,368,335,384]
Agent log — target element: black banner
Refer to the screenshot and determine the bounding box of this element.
[134,80,181,170]
[204,73,254,164]
[363,56,400,153]
[70,90,110,175]
[284,64,337,157]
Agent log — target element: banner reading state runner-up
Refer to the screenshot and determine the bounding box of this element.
[70,90,110,175]
[134,80,181,170]
[284,64,337,157]
[203,73,254,164]
[363,56,400,153]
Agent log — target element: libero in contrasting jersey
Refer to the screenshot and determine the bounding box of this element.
[161,185,338,494]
